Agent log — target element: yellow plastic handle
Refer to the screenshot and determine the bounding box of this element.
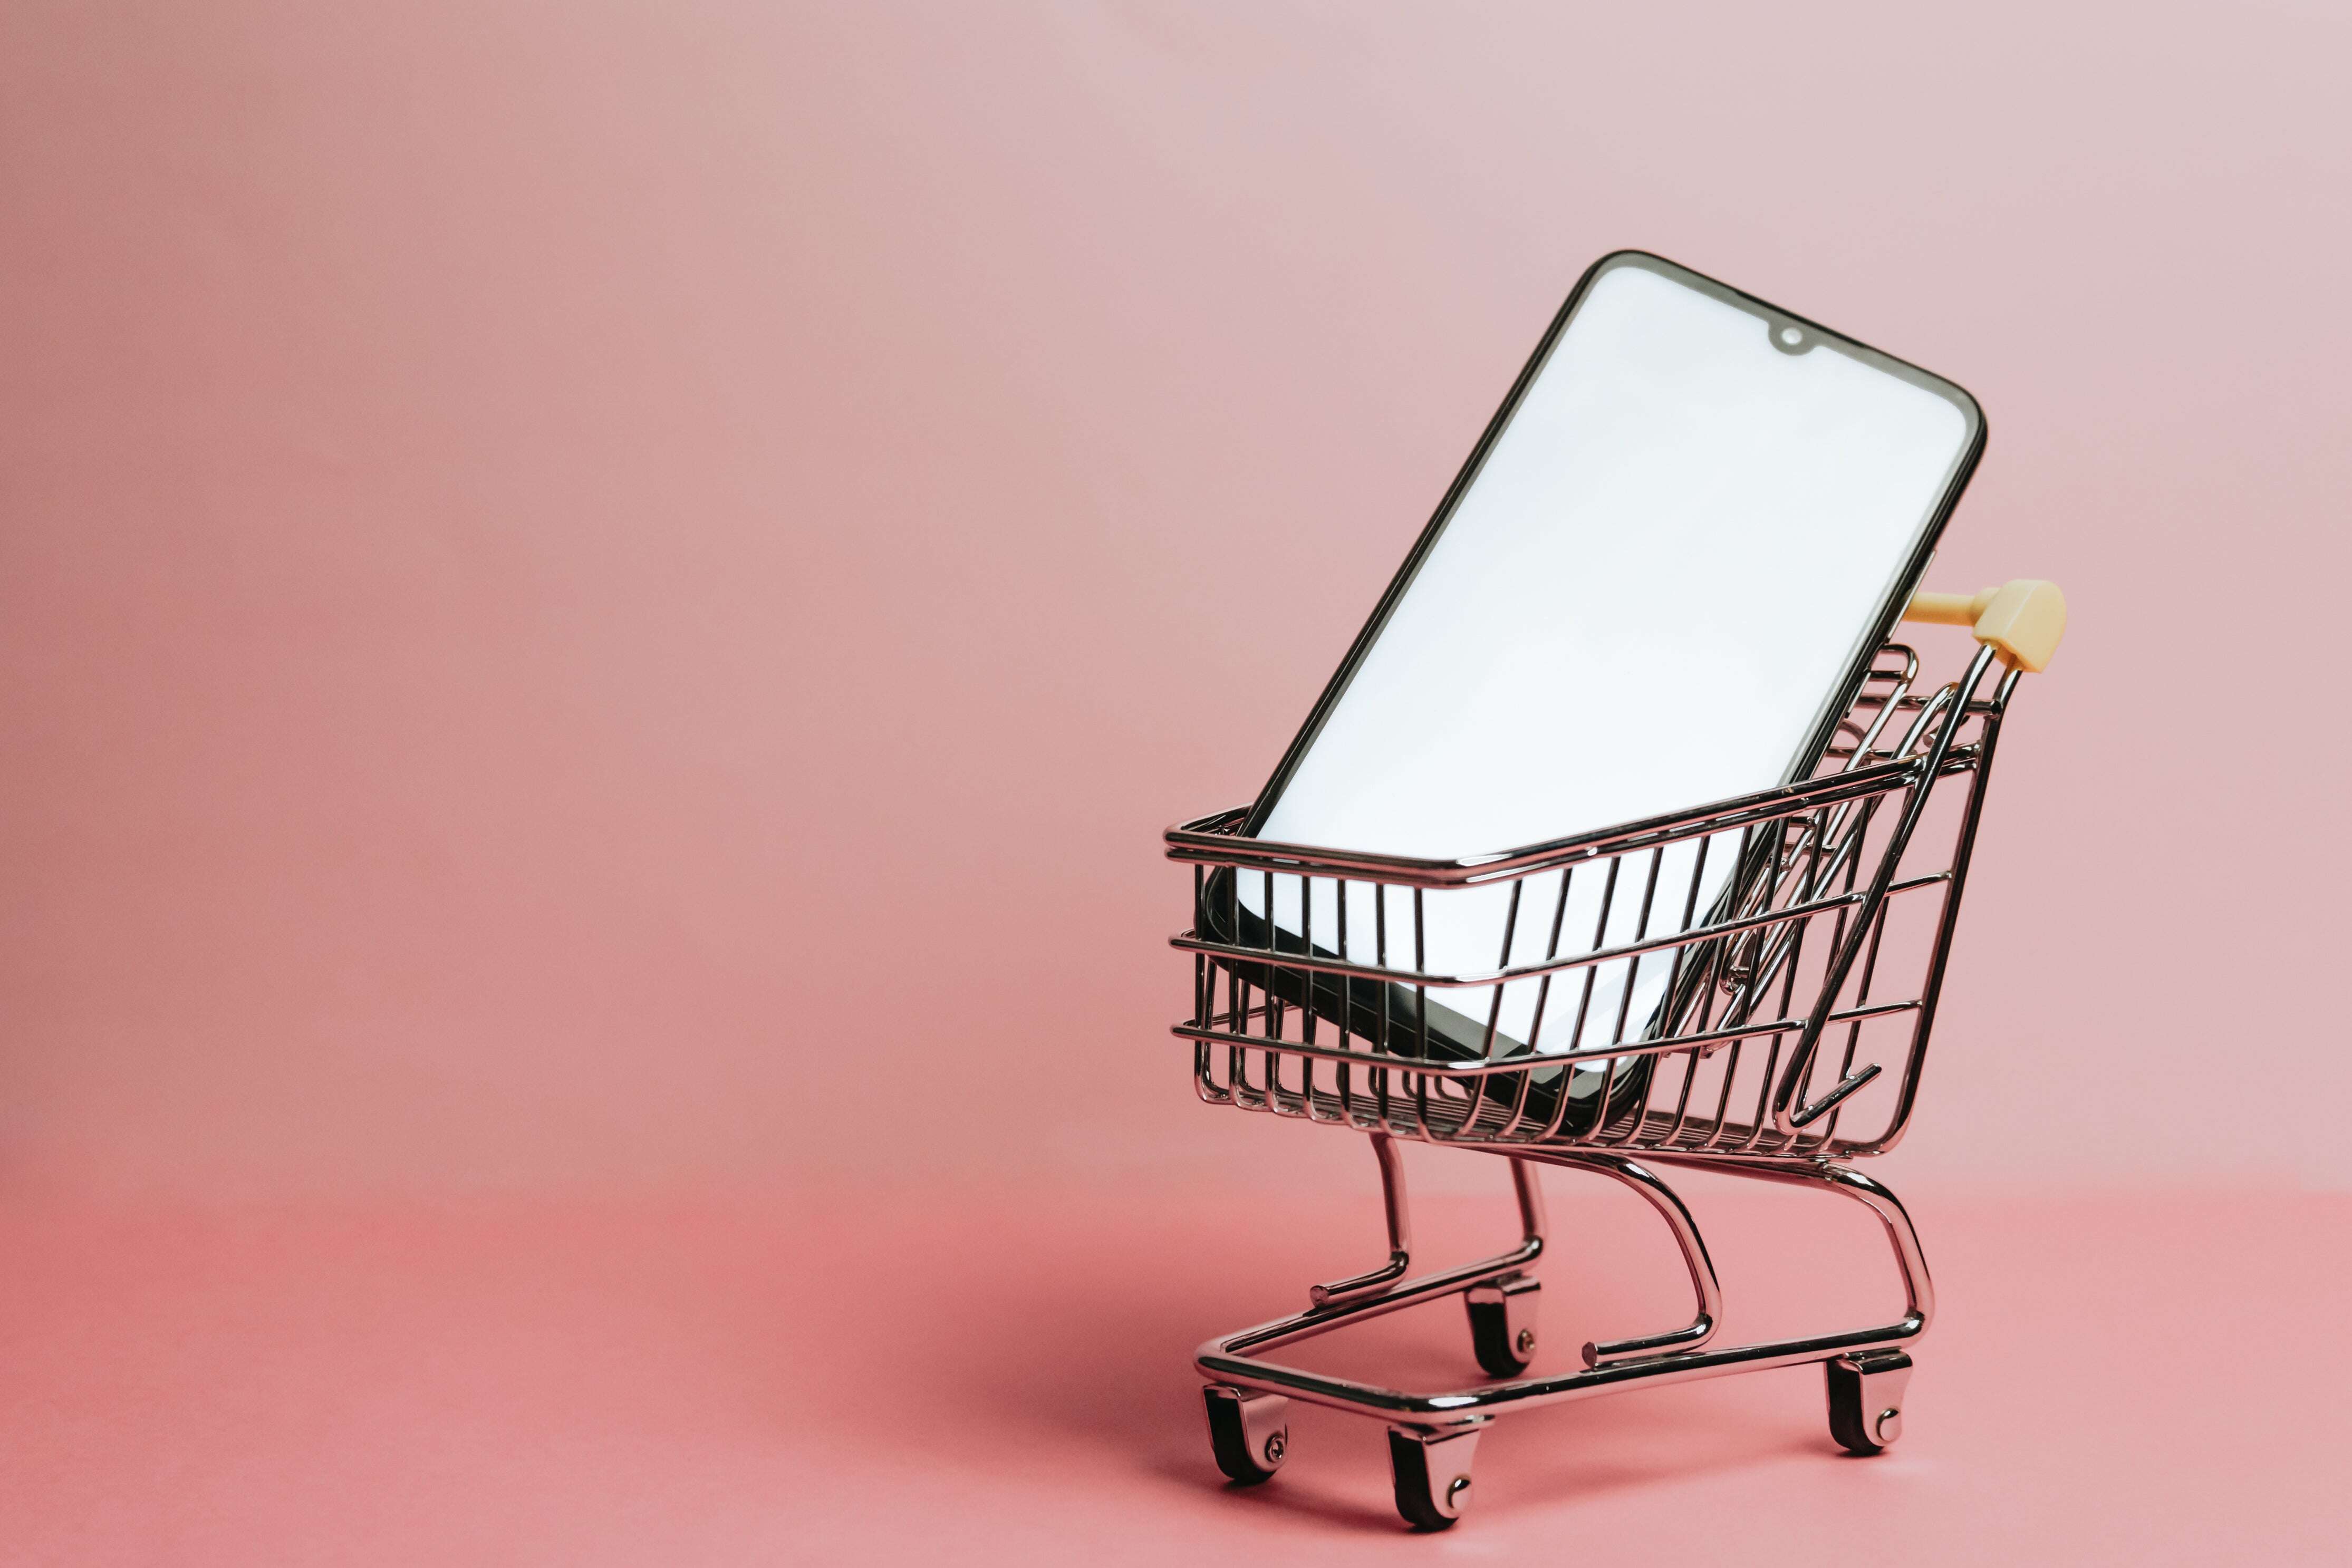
[1902,579,2067,673]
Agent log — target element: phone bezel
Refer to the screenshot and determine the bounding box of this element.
[1238,248,1987,844]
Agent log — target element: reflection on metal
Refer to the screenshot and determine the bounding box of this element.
[1172,634,2032,1527]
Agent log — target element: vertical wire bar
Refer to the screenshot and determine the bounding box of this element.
[1700,817,1778,1149]
[1225,959,1251,1107]
[1526,863,1576,1054]
[1819,796,1887,1144]
[1648,832,1717,1147]
[1191,865,1209,1035]
[1193,865,1226,1104]
[1299,872,1316,1048]
[1665,885,1736,1148]
[1699,1039,1746,1151]
[1374,880,1394,1134]
[1265,877,1290,1115]
[1482,878,1528,1138]
[1658,990,1704,1145]
[1664,961,1722,1147]
[1756,896,1819,1146]
[1820,894,1893,1146]
[1594,846,1665,1144]
[1295,871,1318,1117]
[1481,880,1524,1056]
[1715,814,1798,1149]
[1268,867,1297,1113]
[1692,819,1766,1148]
[1509,864,1579,1143]
[1747,808,1824,1011]
[1334,875,1355,1125]
[1227,868,1252,1107]
[1796,812,1856,1133]
[1544,851,1622,1144]
[1413,887,1430,1059]
[1740,897,1814,1151]
[1712,819,1778,1046]
[1412,886,1433,1139]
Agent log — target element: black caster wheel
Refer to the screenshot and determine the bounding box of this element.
[1203,1386,1290,1485]
[1464,1274,1541,1378]
[1386,1425,1483,1531]
[1826,1350,1913,1456]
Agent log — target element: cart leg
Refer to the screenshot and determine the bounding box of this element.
[1825,1350,1912,1455]
[1307,1133,1415,1306]
[1523,1150,1721,1364]
[1386,1424,1484,1531]
[1202,1386,1291,1484]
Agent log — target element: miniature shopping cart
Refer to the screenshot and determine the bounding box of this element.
[1167,580,2066,1530]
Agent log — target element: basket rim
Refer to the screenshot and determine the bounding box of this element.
[1164,745,1977,888]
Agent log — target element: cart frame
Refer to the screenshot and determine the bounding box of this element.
[1166,584,2063,1528]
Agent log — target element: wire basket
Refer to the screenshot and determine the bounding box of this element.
[1170,639,2015,1163]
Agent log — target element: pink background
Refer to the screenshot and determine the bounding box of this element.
[2,1,2346,1560]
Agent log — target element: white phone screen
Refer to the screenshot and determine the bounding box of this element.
[1244,253,1979,1074]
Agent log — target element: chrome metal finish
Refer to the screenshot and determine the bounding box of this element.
[1826,1350,1914,1454]
[1543,1153,1721,1366]
[1387,1422,1484,1529]
[1464,1273,1541,1376]
[1170,638,2027,1525]
[1202,1386,1292,1482]
[1171,643,1999,1163]
[1193,1151,1930,1425]
[1310,1134,1413,1306]
[1237,1389,1293,1470]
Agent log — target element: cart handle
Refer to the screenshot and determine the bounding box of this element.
[1902,578,2067,673]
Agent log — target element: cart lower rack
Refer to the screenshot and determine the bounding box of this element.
[1166,582,2064,1530]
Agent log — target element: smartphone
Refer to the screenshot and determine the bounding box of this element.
[1206,251,1983,1128]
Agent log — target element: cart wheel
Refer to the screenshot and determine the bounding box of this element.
[1825,1350,1914,1456]
[1386,1425,1483,1531]
[1203,1386,1291,1485]
[1464,1275,1541,1379]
